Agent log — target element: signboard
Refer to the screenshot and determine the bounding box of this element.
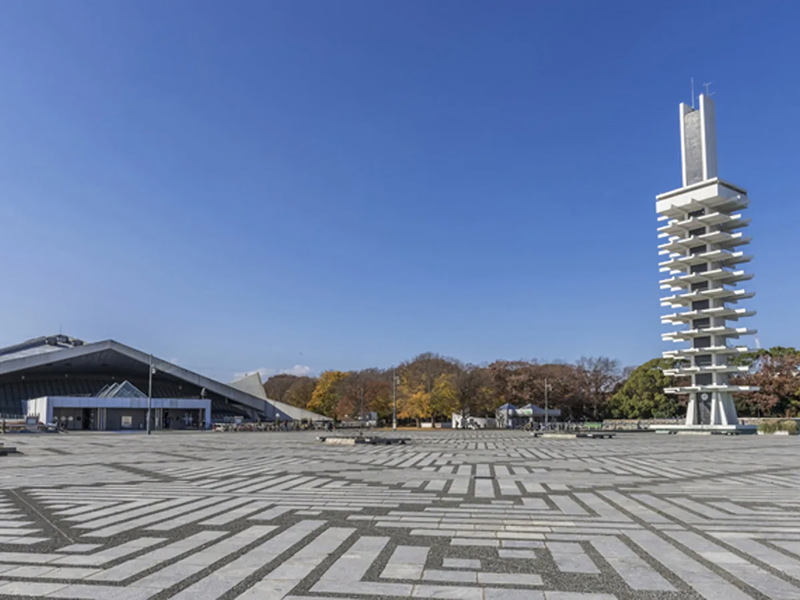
[121,415,133,429]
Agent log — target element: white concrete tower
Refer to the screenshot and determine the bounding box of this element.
[656,94,758,430]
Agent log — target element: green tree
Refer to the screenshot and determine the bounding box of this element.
[607,358,681,419]
[308,371,347,418]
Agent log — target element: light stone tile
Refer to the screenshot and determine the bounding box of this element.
[411,584,483,599]
[0,581,69,595]
[57,544,103,553]
[423,569,476,583]
[478,572,543,586]
[0,536,49,545]
[238,527,355,600]
[503,540,545,548]
[442,558,481,569]
[544,593,618,599]
[626,529,752,600]
[665,530,800,599]
[1,565,57,578]
[200,500,273,526]
[171,521,327,600]
[485,589,545,600]
[382,545,429,580]
[88,531,225,582]
[9,430,800,600]
[590,535,674,591]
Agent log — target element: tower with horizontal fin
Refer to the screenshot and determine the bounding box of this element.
[655,94,758,431]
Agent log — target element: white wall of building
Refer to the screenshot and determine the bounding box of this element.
[26,397,212,430]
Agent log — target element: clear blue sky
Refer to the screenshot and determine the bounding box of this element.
[1,0,797,381]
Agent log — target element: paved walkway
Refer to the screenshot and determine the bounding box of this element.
[0,431,799,599]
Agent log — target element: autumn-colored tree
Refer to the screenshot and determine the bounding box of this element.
[252,347,800,422]
[396,353,459,425]
[732,347,800,417]
[402,353,459,395]
[488,360,540,408]
[399,388,431,425]
[448,363,493,418]
[308,371,347,418]
[335,369,392,420]
[575,356,622,420]
[367,377,394,419]
[488,360,586,418]
[263,374,298,403]
[536,363,585,420]
[429,374,459,419]
[282,376,317,409]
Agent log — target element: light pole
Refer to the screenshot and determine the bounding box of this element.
[392,368,398,431]
[146,355,154,435]
[544,378,552,431]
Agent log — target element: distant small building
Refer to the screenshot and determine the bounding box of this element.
[496,403,517,428]
[495,403,560,429]
[517,403,561,422]
[451,413,495,429]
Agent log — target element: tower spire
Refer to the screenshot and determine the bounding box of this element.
[679,94,718,187]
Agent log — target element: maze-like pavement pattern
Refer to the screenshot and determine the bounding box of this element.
[1,432,800,599]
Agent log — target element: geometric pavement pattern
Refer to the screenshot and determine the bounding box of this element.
[0,431,800,599]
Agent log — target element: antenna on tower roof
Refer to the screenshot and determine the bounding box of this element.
[691,78,695,109]
[703,81,715,97]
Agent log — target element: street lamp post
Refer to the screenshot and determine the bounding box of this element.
[146,355,154,435]
[392,368,398,431]
[544,378,552,431]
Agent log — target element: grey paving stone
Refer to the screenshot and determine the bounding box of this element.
[442,557,481,569]
[2,430,800,599]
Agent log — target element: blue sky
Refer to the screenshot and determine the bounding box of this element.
[1,0,797,381]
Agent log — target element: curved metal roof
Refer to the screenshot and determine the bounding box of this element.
[0,337,325,421]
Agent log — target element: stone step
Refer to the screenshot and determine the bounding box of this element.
[535,432,616,439]
[318,436,409,445]
[0,442,18,455]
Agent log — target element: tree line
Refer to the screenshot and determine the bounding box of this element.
[263,347,800,423]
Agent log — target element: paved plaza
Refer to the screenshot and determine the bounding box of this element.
[0,432,800,599]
